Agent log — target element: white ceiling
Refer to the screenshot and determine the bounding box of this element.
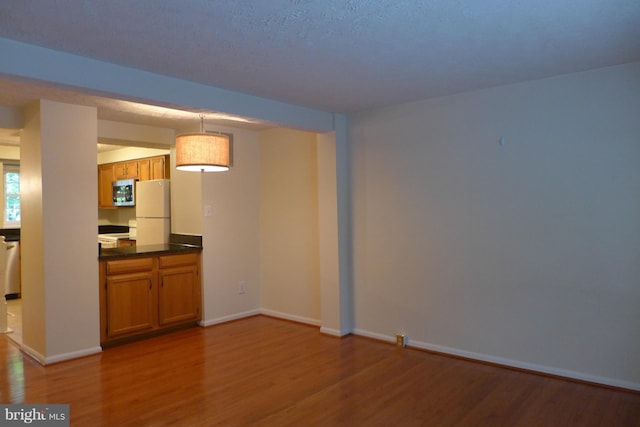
[0,0,639,132]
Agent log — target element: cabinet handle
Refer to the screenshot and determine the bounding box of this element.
[149,278,152,290]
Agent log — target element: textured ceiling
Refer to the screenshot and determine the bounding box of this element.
[0,0,639,123]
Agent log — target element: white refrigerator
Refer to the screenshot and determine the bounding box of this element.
[136,179,171,246]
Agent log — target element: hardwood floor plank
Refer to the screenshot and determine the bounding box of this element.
[1,315,639,426]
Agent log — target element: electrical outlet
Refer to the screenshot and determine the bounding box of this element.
[238,280,246,294]
[396,334,407,348]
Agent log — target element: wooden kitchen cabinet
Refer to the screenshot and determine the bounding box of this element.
[106,270,155,338]
[98,155,170,209]
[98,163,115,208]
[139,155,170,181]
[158,253,200,326]
[102,257,155,341]
[150,155,169,180]
[138,158,150,181]
[99,251,201,346]
[114,160,139,180]
[118,239,136,247]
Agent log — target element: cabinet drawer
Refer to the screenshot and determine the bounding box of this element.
[159,253,199,269]
[118,239,136,247]
[107,257,154,275]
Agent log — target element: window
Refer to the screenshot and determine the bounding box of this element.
[4,165,20,227]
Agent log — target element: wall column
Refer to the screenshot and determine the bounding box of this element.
[318,114,352,336]
[20,99,101,363]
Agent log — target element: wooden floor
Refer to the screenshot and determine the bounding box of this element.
[1,316,639,426]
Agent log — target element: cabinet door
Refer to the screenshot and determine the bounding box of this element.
[158,265,199,326]
[113,162,126,179]
[125,160,139,179]
[150,156,166,180]
[115,160,139,179]
[106,271,155,338]
[138,158,151,181]
[98,164,115,208]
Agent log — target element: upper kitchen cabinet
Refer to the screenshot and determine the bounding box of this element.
[114,160,139,180]
[151,156,170,180]
[138,156,170,181]
[98,155,170,209]
[138,159,150,181]
[98,163,115,208]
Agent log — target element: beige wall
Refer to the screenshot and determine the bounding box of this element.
[259,128,321,324]
[19,103,45,357]
[170,146,203,236]
[21,99,100,362]
[350,62,640,389]
[0,145,20,160]
[317,130,344,334]
[97,120,175,147]
[173,125,334,329]
[97,146,170,165]
[200,126,261,324]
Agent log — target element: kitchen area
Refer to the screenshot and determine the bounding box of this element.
[0,146,23,339]
[2,140,204,348]
[0,77,326,367]
[96,148,204,347]
[98,151,172,249]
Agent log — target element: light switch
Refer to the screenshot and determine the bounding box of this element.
[204,204,213,217]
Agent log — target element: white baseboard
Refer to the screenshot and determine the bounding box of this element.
[352,328,396,344]
[199,309,261,327]
[260,309,321,327]
[201,308,353,337]
[202,308,321,328]
[13,340,46,365]
[44,346,102,365]
[353,328,640,392]
[6,338,101,366]
[319,326,351,337]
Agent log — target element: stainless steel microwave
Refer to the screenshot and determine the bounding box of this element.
[112,179,135,207]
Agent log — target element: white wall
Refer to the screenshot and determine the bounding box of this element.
[0,145,20,160]
[350,62,640,389]
[259,128,321,324]
[170,149,204,236]
[97,208,136,226]
[97,120,175,146]
[21,99,100,362]
[19,103,45,355]
[317,131,342,334]
[200,127,261,324]
[97,146,170,165]
[0,105,22,129]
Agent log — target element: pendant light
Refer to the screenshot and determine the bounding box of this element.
[176,114,231,172]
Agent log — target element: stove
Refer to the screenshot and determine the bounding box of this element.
[98,233,130,249]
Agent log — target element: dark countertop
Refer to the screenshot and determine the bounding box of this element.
[0,228,20,241]
[98,225,129,234]
[99,243,202,260]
